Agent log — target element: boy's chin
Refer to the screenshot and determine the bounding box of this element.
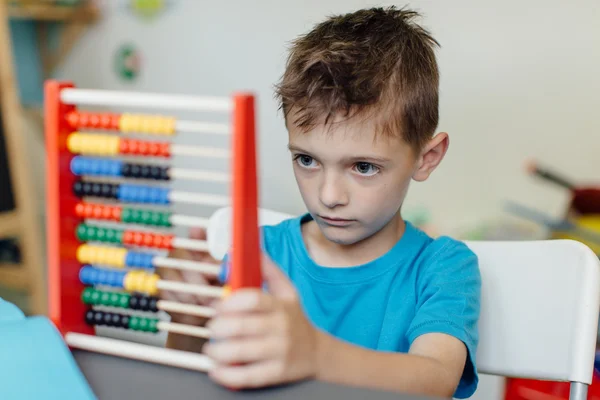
[319,226,367,246]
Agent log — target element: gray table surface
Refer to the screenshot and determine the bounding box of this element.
[73,349,442,400]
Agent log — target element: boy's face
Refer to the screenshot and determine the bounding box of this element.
[287,114,442,246]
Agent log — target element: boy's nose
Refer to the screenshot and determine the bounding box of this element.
[319,175,349,209]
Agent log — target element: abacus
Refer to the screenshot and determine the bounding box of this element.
[45,80,262,371]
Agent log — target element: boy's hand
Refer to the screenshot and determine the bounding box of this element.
[203,255,319,389]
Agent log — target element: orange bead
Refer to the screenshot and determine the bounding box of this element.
[123,231,134,245]
[75,202,85,217]
[133,232,143,246]
[112,206,122,220]
[66,111,79,128]
[83,204,94,218]
[142,233,153,247]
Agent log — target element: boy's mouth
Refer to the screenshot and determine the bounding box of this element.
[318,215,355,227]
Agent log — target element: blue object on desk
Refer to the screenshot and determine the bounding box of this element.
[0,298,97,399]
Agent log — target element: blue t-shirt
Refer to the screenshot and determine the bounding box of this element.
[260,213,481,399]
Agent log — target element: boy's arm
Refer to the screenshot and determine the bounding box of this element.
[315,330,467,398]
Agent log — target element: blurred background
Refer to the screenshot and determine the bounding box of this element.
[0,0,598,399]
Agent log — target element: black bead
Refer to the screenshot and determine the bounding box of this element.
[120,315,130,329]
[111,313,121,327]
[85,310,95,325]
[100,183,113,197]
[102,311,113,326]
[138,296,149,311]
[73,181,84,197]
[129,294,140,310]
[122,163,132,177]
[159,167,169,181]
[91,183,102,196]
[111,184,119,198]
[149,297,158,312]
[93,310,104,325]
[130,164,141,177]
[82,182,92,196]
[140,165,150,179]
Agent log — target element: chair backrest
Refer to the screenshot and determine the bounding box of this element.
[466,239,600,384]
[207,207,600,384]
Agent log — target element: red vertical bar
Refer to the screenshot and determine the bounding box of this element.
[45,80,93,335]
[229,93,262,291]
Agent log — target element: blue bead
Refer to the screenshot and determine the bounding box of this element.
[70,157,82,175]
[109,160,122,176]
[118,185,131,202]
[79,265,93,284]
[219,255,230,284]
[89,159,100,175]
[142,253,154,269]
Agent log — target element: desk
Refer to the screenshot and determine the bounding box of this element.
[73,349,441,400]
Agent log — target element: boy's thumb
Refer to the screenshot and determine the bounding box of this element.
[260,254,295,298]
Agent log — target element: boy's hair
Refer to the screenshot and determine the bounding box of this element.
[275,6,440,152]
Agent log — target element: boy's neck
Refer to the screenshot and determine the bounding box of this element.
[301,213,406,267]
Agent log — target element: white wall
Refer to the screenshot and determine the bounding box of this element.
[55,0,600,235]
[52,1,599,398]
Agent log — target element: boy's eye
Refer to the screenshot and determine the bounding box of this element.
[354,162,379,176]
[296,155,317,168]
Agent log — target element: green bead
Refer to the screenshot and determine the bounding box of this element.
[81,288,94,304]
[149,211,161,225]
[86,226,97,241]
[90,290,101,304]
[76,225,87,241]
[115,230,124,243]
[99,292,111,306]
[129,316,140,331]
[159,212,171,227]
[121,208,133,223]
[147,319,158,333]
[118,293,130,308]
[131,209,142,223]
[138,317,149,332]
[104,228,116,243]
[140,210,152,224]
[108,293,121,307]
[96,227,107,242]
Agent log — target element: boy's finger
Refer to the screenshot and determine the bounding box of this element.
[260,254,296,299]
[215,289,275,314]
[203,336,280,365]
[206,314,275,339]
[208,359,284,389]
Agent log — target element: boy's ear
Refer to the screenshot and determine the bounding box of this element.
[412,132,449,182]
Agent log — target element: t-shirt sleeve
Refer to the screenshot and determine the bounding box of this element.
[406,238,481,399]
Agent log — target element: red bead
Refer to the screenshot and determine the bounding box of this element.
[110,115,121,130]
[90,114,100,128]
[123,231,134,245]
[119,139,130,154]
[66,112,79,128]
[75,203,85,217]
[112,207,122,220]
[92,206,103,219]
[148,142,159,156]
[159,143,170,157]
[80,113,90,127]
[138,141,149,155]
[162,235,173,250]
[101,206,112,219]
[142,234,153,247]
[83,204,94,218]
[134,232,144,246]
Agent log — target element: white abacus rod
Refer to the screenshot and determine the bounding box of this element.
[153,257,219,275]
[156,300,215,318]
[157,321,211,339]
[171,237,211,252]
[156,280,224,298]
[61,88,233,113]
[169,215,209,228]
[65,333,213,372]
[168,191,230,207]
[171,144,229,158]
[176,121,230,135]
[169,168,229,183]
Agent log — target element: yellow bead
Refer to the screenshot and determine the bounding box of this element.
[76,244,90,264]
[145,274,159,295]
[67,133,81,153]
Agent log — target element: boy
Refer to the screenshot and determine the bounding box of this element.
[161,6,480,399]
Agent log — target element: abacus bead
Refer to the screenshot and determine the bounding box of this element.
[73,181,84,197]
[148,319,158,333]
[82,287,94,304]
[138,317,150,332]
[111,184,119,198]
[76,225,87,241]
[158,212,171,227]
[103,311,113,326]
[85,310,95,325]
[118,293,130,308]
[140,165,150,179]
[121,208,133,223]
[120,314,130,329]
[150,211,162,226]
[140,210,152,224]
[142,233,153,247]
[111,313,121,327]
[129,316,140,331]
[148,142,159,156]
[90,289,101,304]
[148,297,158,312]
[92,205,103,219]
[94,311,104,325]
[109,292,121,307]
[129,294,140,310]
[138,296,149,311]
[100,291,111,306]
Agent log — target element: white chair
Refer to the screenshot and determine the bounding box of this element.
[208,207,600,400]
[466,239,600,400]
